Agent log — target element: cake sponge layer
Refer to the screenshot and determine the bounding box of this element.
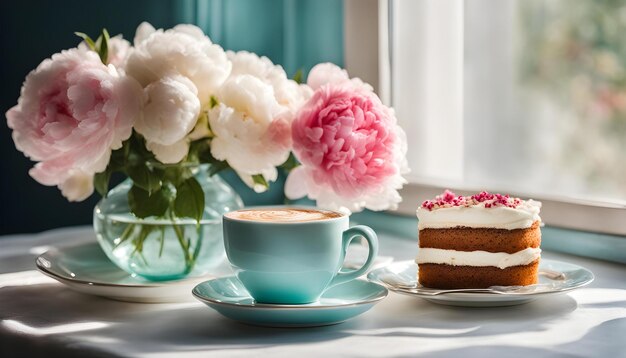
[418,221,541,254]
[418,260,540,289]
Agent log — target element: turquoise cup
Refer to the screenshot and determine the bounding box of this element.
[222,207,379,304]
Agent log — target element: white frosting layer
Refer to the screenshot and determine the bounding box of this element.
[416,247,541,269]
[416,200,542,230]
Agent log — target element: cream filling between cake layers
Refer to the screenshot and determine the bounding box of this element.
[415,247,541,269]
[416,200,542,230]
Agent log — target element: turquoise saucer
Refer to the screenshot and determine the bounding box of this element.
[192,277,388,327]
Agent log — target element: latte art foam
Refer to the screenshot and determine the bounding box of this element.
[225,208,342,222]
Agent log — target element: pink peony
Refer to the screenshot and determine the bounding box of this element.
[285,63,408,212]
[6,48,142,201]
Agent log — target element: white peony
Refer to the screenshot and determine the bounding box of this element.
[135,75,200,163]
[227,51,312,117]
[125,22,231,163]
[133,22,155,46]
[146,140,192,165]
[209,75,292,191]
[206,51,312,191]
[107,35,132,68]
[126,22,231,106]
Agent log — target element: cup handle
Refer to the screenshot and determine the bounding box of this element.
[327,225,379,288]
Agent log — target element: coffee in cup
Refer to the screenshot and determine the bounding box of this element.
[225,208,342,222]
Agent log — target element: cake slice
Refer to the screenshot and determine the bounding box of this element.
[416,190,542,289]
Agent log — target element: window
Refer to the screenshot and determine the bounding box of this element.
[391,0,626,200]
[346,0,626,235]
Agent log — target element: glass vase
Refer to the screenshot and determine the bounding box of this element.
[93,165,244,281]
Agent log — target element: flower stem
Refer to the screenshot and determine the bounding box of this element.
[191,224,204,262]
[118,223,136,246]
[169,211,195,274]
[158,227,165,258]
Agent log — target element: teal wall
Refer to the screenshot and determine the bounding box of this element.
[0,0,344,234]
[177,0,344,77]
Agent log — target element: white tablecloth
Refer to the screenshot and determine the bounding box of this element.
[1,226,625,357]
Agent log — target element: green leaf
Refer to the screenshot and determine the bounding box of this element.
[127,164,162,193]
[162,166,193,187]
[292,69,304,84]
[279,152,299,173]
[124,133,163,191]
[128,132,156,164]
[93,140,129,197]
[187,138,230,175]
[207,160,229,177]
[98,28,110,64]
[75,32,96,51]
[174,177,205,222]
[187,139,211,164]
[128,185,169,219]
[209,96,219,109]
[252,174,269,190]
[108,144,127,171]
[94,169,111,197]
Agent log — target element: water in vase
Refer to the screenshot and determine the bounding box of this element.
[94,212,224,281]
[93,166,244,281]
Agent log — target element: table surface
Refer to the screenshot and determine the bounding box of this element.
[1,226,625,358]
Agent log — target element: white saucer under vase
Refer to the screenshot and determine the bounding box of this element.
[36,242,233,303]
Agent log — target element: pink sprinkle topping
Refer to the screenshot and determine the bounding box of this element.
[420,190,523,211]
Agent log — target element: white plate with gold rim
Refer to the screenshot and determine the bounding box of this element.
[367,259,594,307]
